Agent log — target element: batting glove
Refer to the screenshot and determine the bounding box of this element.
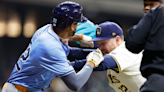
[86,48,104,67]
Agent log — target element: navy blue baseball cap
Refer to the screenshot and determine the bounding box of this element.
[91,21,123,41]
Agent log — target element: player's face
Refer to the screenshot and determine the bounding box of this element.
[97,38,117,55]
[143,1,161,15]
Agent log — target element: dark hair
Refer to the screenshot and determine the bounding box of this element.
[144,0,163,3]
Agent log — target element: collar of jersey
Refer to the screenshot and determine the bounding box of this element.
[47,24,70,55]
[47,24,61,42]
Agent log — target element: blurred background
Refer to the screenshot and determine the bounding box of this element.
[0,0,144,92]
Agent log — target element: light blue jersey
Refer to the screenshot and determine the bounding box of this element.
[7,24,74,92]
[76,20,98,47]
[76,20,97,39]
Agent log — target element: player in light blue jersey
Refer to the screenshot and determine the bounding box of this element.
[68,19,98,48]
[1,1,104,92]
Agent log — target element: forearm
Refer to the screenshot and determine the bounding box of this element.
[93,55,117,71]
[71,59,86,71]
[68,47,95,61]
[68,34,83,42]
[62,49,106,91]
[61,64,93,91]
[71,55,117,71]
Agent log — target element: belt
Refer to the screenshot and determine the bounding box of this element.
[3,83,29,92]
[15,84,29,92]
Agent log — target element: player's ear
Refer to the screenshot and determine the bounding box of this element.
[115,36,121,46]
[70,23,78,31]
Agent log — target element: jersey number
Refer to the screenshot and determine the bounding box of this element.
[108,74,120,83]
[108,74,131,92]
[16,42,32,71]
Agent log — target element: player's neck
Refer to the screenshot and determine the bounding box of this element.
[118,40,124,46]
[52,25,70,43]
[52,26,69,39]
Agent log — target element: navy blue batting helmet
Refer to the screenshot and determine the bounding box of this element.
[51,1,87,29]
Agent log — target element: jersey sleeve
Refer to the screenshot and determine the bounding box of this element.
[39,48,74,78]
[68,47,95,61]
[108,43,142,73]
[125,6,154,53]
[93,55,117,71]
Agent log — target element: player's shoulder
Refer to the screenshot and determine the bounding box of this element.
[39,35,61,50]
[32,24,62,50]
[148,4,163,16]
[110,42,142,58]
[111,42,126,53]
[153,4,163,10]
[31,24,51,40]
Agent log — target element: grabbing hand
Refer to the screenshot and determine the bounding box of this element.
[86,48,104,67]
[79,34,94,48]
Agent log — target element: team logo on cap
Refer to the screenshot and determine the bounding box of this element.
[112,32,116,36]
[96,27,102,35]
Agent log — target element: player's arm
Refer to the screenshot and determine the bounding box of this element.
[68,47,96,61]
[71,59,86,70]
[68,34,94,48]
[71,55,117,71]
[125,6,155,53]
[68,34,83,42]
[61,50,104,91]
[61,63,93,91]
[41,48,103,91]
[93,55,117,71]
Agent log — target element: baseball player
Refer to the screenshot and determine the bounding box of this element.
[143,0,163,15]
[1,1,104,92]
[68,20,98,48]
[69,21,146,92]
[125,3,164,92]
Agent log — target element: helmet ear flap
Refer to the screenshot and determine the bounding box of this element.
[51,13,70,29]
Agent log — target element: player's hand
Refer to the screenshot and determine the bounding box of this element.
[80,41,94,48]
[79,34,94,48]
[86,48,104,67]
